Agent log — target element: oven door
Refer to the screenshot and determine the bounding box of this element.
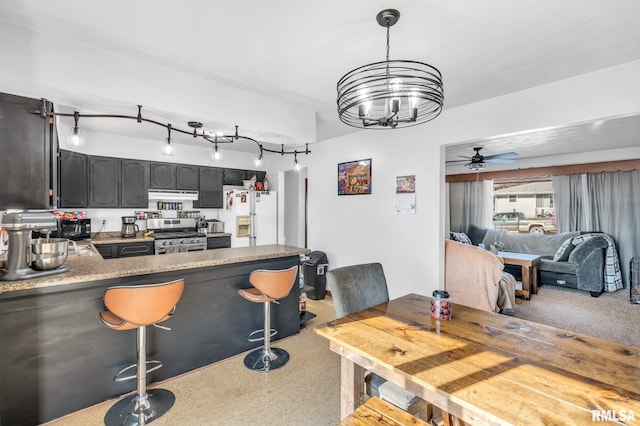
[155,240,207,254]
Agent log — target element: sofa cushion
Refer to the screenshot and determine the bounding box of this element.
[553,238,575,262]
[467,224,488,246]
[481,227,580,257]
[450,232,472,245]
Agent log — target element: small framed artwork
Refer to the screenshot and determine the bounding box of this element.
[338,158,372,195]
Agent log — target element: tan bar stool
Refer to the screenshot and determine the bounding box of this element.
[100,279,184,426]
[238,265,298,372]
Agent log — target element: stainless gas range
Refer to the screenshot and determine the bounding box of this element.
[147,218,207,254]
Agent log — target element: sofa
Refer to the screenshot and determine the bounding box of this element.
[466,224,610,296]
[445,239,516,313]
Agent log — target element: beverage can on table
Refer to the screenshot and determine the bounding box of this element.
[431,290,451,320]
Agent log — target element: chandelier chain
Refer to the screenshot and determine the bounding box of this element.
[386,24,391,61]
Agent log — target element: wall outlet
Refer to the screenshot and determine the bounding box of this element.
[102,219,107,227]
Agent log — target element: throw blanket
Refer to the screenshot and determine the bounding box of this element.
[571,233,623,292]
[445,240,502,312]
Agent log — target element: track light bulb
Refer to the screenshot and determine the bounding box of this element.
[212,143,221,161]
[294,154,301,172]
[66,111,85,147]
[162,124,175,156]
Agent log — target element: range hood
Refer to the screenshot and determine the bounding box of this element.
[148,189,199,201]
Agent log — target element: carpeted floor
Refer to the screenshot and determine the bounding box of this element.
[512,285,639,348]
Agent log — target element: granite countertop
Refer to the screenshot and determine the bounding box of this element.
[88,232,231,245]
[0,244,308,294]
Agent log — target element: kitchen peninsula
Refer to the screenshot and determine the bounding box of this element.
[0,244,308,425]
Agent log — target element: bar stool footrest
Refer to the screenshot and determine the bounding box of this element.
[114,360,163,383]
[247,327,277,343]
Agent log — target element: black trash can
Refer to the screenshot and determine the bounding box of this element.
[303,251,328,300]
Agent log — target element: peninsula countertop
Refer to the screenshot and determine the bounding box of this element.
[0,244,308,294]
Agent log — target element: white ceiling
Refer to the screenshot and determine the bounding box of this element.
[2,0,640,153]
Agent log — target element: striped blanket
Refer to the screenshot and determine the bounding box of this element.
[571,233,623,292]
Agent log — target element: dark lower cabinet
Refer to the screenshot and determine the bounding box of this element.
[196,167,223,208]
[95,241,154,259]
[89,156,120,208]
[58,150,88,208]
[0,256,299,425]
[207,236,231,249]
[121,159,149,208]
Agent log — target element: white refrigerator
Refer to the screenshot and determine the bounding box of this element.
[218,187,278,247]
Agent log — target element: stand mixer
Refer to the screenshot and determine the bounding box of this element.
[0,212,70,281]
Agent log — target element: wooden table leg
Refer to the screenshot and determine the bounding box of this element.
[340,354,366,419]
[520,265,531,300]
[531,263,539,294]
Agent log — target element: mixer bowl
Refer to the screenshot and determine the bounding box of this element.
[31,238,69,270]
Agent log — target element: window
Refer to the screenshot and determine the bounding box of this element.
[492,178,556,233]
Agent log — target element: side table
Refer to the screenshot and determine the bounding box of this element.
[498,251,541,300]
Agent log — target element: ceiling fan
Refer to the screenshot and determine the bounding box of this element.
[446,146,518,170]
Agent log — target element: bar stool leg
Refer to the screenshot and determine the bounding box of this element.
[104,326,175,426]
[243,300,290,372]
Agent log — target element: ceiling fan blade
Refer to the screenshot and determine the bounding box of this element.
[445,159,470,163]
[484,152,518,160]
[484,158,515,164]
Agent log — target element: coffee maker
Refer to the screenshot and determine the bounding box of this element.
[0,212,70,281]
[121,216,139,238]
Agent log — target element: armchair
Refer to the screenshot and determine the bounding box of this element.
[445,240,515,313]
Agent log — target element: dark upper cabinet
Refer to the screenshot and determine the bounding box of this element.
[223,168,246,186]
[150,162,177,189]
[196,167,223,208]
[223,168,266,186]
[176,164,199,190]
[89,156,120,208]
[247,170,266,183]
[0,93,55,210]
[59,150,88,208]
[121,159,149,208]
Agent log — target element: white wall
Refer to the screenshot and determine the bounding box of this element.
[0,20,316,144]
[305,60,640,299]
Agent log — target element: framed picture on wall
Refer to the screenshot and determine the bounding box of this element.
[338,158,372,195]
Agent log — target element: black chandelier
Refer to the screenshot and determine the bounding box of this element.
[34,102,310,169]
[336,9,444,129]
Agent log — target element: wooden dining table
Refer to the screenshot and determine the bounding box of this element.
[315,293,640,425]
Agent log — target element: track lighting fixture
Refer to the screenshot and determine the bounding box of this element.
[35,104,311,164]
[163,124,175,156]
[66,111,85,147]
